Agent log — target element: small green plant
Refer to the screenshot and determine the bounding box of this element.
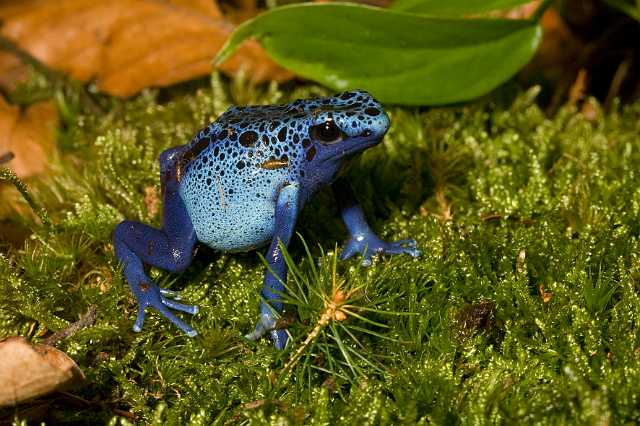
[274,238,406,391]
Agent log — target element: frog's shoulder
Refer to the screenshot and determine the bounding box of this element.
[167,121,220,182]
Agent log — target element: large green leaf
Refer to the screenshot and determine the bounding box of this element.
[391,0,533,17]
[215,3,541,105]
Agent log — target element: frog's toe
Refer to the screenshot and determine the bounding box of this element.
[245,313,273,341]
[393,239,417,249]
[161,297,199,315]
[360,256,373,267]
[340,236,421,267]
[386,239,421,257]
[246,313,289,349]
[133,306,147,333]
[156,303,198,337]
[130,279,198,337]
[338,240,360,261]
[159,288,182,300]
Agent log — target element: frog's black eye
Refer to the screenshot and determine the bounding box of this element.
[309,120,343,144]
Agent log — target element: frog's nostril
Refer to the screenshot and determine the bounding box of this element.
[361,129,372,137]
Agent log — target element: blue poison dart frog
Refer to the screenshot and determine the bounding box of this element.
[113,90,421,349]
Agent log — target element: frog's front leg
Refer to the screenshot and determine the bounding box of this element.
[113,151,199,336]
[245,182,301,349]
[333,177,421,266]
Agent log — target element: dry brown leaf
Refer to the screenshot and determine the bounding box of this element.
[0,336,85,408]
[172,0,223,18]
[0,95,58,178]
[222,0,259,24]
[0,0,293,97]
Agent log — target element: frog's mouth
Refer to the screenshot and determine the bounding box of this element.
[336,135,383,158]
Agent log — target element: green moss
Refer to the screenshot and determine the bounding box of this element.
[2,76,640,424]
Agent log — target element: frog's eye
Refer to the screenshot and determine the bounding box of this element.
[309,120,343,144]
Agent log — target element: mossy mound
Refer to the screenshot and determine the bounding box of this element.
[2,78,640,424]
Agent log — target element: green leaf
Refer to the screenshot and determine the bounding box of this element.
[391,0,533,17]
[215,3,542,105]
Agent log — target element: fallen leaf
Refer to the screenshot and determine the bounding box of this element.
[0,336,85,408]
[172,0,223,18]
[0,0,293,98]
[222,0,259,24]
[0,95,58,178]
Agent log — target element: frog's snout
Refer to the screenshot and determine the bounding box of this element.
[353,90,389,140]
[369,108,390,140]
[355,104,389,143]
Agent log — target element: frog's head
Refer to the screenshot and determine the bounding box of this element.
[297,90,389,183]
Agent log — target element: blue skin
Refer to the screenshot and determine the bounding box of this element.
[113,90,421,349]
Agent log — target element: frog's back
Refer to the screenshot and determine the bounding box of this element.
[178,104,309,252]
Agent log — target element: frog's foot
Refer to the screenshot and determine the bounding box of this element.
[245,313,289,350]
[340,234,421,267]
[131,278,199,337]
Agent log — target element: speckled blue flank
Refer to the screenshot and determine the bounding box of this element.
[178,89,390,253]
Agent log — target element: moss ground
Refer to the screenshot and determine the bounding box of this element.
[2,76,640,424]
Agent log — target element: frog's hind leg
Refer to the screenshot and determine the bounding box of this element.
[113,162,199,336]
